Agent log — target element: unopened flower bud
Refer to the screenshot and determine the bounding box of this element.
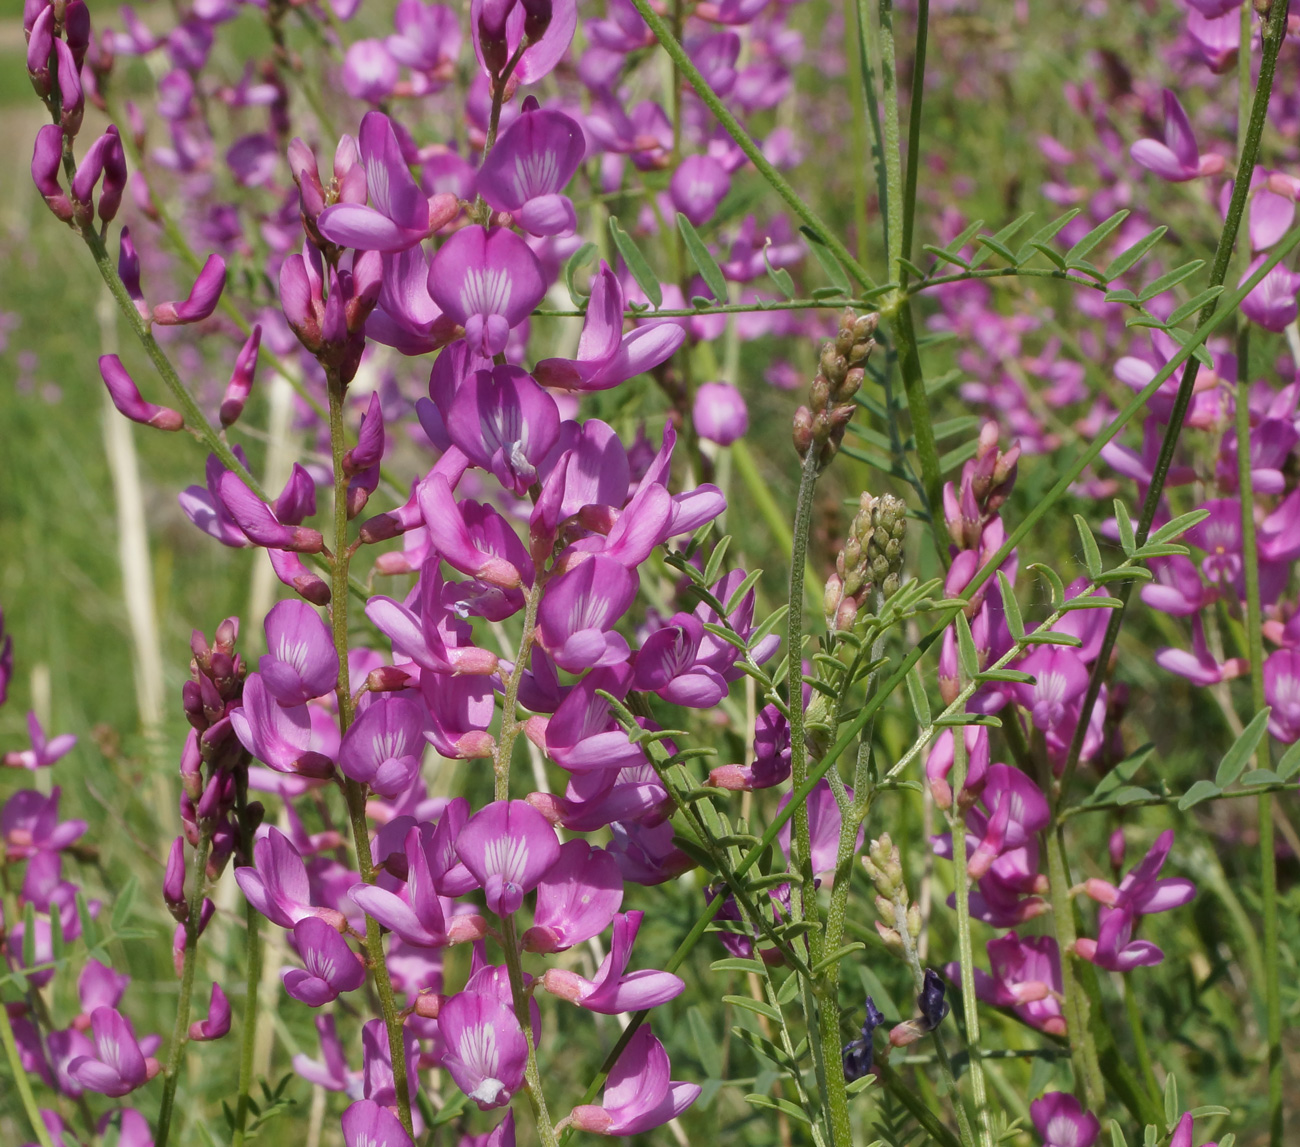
[875,922,905,958]
[367,665,412,692]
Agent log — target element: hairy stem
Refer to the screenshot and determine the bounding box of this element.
[900,0,930,264]
[327,371,414,1136]
[155,825,214,1147]
[501,916,559,1147]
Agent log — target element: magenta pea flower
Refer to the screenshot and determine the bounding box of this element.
[418,475,531,589]
[99,355,184,432]
[66,1008,160,1098]
[3,711,77,770]
[1130,90,1226,182]
[292,1015,362,1094]
[632,614,728,707]
[777,779,862,877]
[387,0,461,78]
[522,839,624,953]
[319,113,459,252]
[962,765,1050,879]
[1012,647,1089,731]
[446,365,562,494]
[536,665,646,774]
[338,695,426,798]
[352,826,488,947]
[189,983,232,1041]
[1081,830,1196,917]
[1265,648,1300,741]
[78,960,129,1017]
[707,702,791,791]
[1240,254,1300,332]
[477,99,586,236]
[541,910,684,1013]
[179,451,255,548]
[439,989,529,1109]
[342,1099,415,1147]
[671,153,731,228]
[283,917,366,1006]
[234,827,347,931]
[427,225,547,356]
[534,261,685,391]
[924,726,990,811]
[151,253,227,326]
[259,600,338,706]
[455,799,562,916]
[565,1025,700,1135]
[1031,1092,1100,1147]
[1074,904,1164,971]
[692,381,748,445]
[537,555,639,672]
[1155,615,1248,687]
[949,932,1064,1036]
[341,40,400,103]
[421,671,497,759]
[2,787,86,860]
[218,471,326,553]
[470,0,577,84]
[230,673,336,778]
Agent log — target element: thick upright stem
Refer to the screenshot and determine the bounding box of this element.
[155,826,214,1147]
[1235,335,1283,1146]
[230,773,264,1147]
[501,916,559,1147]
[326,373,414,1136]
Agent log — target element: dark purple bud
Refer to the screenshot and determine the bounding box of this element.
[347,464,380,519]
[279,255,320,346]
[163,836,187,920]
[26,3,53,97]
[189,983,231,1042]
[64,1,91,70]
[918,969,949,1031]
[32,123,73,222]
[54,39,84,136]
[348,250,383,333]
[522,0,552,40]
[343,393,385,476]
[117,227,145,311]
[321,267,347,344]
[99,127,127,223]
[71,126,120,219]
[842,996,884,1082]
[478,0,516,73]
[214,616,239,654]
[99,355,184,431]
[272,462,317,525]
[152,253,226,325]
[220,325,261,427]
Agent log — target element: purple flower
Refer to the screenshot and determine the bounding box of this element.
[566,1025,700,1134]
[234,827,347,931]
[541,910,684,1013]
[1265,648,1300,741]
[470,0,576,84]
[692,381,748,445]
[777,779,862,877]
[259,600,338,706]
[151,253,227,326]
[292,1015,361,1093]
[477,100,586,236]
[352,826,488,947]
[949,932,1064,1035]
[537,556,639,672]
[534,262,685,390]
[319,113,459,252]
[1030,1092,1100,1147]
[66,1008,159,1098]
[98,355,184,431]
[707,702,791,791]
[522,839,624,952]
[421,671,497,759]
[961,764,1049,879]
[78,960,129,1016]
[1155,615,1248,687]
[1130,90,1225,182]
[342,39,400,102]
[536,664,646,773]
[841,996,884,1081]
[230,674,336,778]
[218,472,326,553]
[671,154,731,227]
[924,726,990,811]
[189,983,231,1040]
[3,711,77,770]
[1081,830,1195,917]
[1012,646,1089,731]
[283,917,366,1006]
[338,695,425,798]
[2,787,86,860]
[418,475,531,589]
[446,365,561,494]
[387,0,461,77]
[632,614,728,707]
[1074,905,1164,971]
[456,799,561,915]
[342,1099,415,1147]
[428,226,547,356]
[439,989,528,1109]
[1240,254,1300,332]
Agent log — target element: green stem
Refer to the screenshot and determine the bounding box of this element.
[155,826,214,1147]
[1052,0,1292,811]
[890,302,947,553]
[624,0,875,290]
[500,917,559,1147]
[947,730,993,1147]
[1235,331,1283,1146]
[900,0,930,265]
[876,0,904,281]
[493,581,544,801]
[1122,975,1162,1108]
[0,979,57,1147]
[327,371,414,1136]
[1044,828,1105,1107]
[230,771,264,1147]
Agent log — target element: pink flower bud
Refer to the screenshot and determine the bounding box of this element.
[99,355,184,431]
[220,325,261,427]
[32,124,72,222]
[152,253,226,325]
